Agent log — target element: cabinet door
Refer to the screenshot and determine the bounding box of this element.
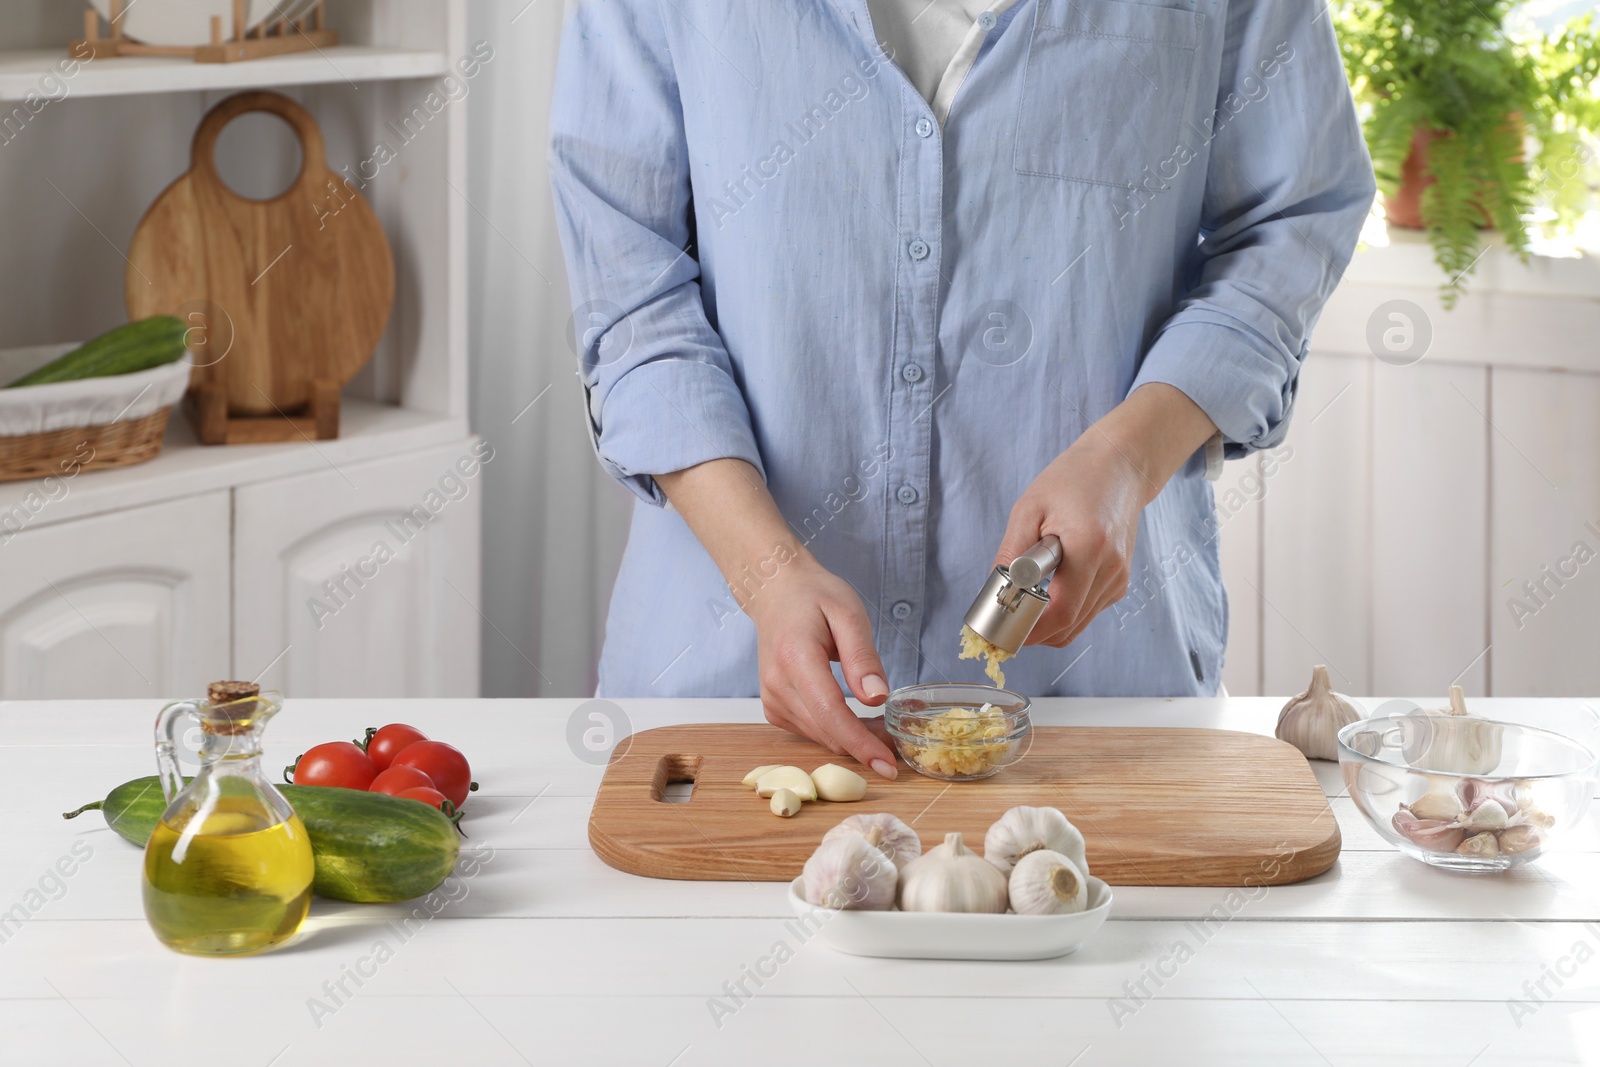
[0,491,231,698]
[233,440,484,697]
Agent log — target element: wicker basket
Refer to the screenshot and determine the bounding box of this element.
[0,408,171,483]
[0,346,189,484]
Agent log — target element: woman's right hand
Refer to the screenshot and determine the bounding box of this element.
[743,555,899,779]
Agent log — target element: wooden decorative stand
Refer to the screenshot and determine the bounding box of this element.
[73,0,336,64]
[183,380,341,445]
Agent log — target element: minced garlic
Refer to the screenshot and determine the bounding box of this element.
[898,703,1013,778]
[958,624,1012,688]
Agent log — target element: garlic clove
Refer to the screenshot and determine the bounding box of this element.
[754,766,817,801]
[1461,798,1509,831]
[897,831,1009,914]
[1456,831,1500,858]
[770,788,803,818]
[823,813,922,870]
[1008,849,1089,915]
[810,764,867,802]
[1497,824,1543,856]
[742,765,782,789]
[983,805,1087,875]
[1392,808,1465,852]
[1509,806,1556,831]
[1274,665,1362,761]
[802,834,898,910]
[1406,791,1464,823]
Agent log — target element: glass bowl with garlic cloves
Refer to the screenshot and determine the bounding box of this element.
[1338,712,1598,872]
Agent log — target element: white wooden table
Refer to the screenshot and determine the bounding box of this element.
[4,697,1599,1066]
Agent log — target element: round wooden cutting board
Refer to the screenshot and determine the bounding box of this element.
[126,91,393,417]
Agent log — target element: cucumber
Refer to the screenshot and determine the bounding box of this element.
[65,777,461,904]
[7,316,189,388]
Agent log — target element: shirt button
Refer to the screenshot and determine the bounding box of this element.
[901,363,924,383]
[896,484,919,505]
[908,239,929,261]
[978,11,997,29]
[915,117,933,138]
[891,600,913,621]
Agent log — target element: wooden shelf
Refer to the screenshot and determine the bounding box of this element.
[0,45,447,102]
[0,395,469,529]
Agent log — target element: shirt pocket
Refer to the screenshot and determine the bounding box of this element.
[1013,0,1203,189]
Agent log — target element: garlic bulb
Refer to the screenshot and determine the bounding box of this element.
[1275,665,1361,760]
[1401,686,1504,775]
[801,834,897,910]
[1008,849,1089,915]
[822,813,922,871]
[984,806,1087,875]
[897,832,1008,914]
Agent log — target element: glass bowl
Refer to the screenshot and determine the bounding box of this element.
[1338,711,1598,872]
[884,683,1031,781]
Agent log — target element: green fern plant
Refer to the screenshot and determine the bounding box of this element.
[1335,1,1600,307]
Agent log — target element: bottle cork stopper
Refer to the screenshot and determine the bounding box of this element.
[204,680,262,735]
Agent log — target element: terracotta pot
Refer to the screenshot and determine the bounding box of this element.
[1384,118,1522,230]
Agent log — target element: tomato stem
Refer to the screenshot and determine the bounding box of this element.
[354,726,377,753]
[283,754,301,784]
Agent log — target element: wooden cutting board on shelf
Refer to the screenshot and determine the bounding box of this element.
[126,90,393,421]
[588,724,1340,886]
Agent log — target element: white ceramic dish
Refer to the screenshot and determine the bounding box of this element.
[90,0,269,47]
[786,875,1113,961]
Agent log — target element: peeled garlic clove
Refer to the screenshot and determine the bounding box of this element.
[755,766,817,801]
[1497,824,1543,856]
[823,813,921,870]
[1009,849,1089,915]
[1392,809,1465,852]
[1407,791,1464,823]
[770,788,803,818]
[802,834,897,910]
[811,764,867,802]
[897,832,1009,914]
[742,765,782,789]
[984,805,1087,875]
[1457,831,1500,858]
[1274,665,1361,761]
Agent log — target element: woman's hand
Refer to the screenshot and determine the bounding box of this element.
[655,458,898,778]
[992,384,1218,648]
[744,557,899,779]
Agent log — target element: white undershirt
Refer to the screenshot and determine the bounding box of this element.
[864,0,1021,124]
[865,0,1227,477]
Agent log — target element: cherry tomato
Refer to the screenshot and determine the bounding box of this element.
[290,741,376,790]
[392,741,473,807]
[396,785,454,814]
[363,723,429,771]
[368,765,434,797]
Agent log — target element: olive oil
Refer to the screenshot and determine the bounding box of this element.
[142,798,314,956]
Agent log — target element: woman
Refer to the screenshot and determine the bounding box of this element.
[549,0,1374,778]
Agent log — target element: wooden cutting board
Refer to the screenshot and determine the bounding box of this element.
[126,91,393,417]
[589,724,1340,886]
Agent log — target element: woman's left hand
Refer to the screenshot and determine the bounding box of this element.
[991,383,1218,648]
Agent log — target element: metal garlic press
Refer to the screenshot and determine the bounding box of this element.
[962,536,1063,654]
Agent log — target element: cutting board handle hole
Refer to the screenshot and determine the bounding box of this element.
[651,754,701,804]
[211,111,306,202]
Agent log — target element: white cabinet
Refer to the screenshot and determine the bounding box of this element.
[0,492,230,698]
[233,440,483,697]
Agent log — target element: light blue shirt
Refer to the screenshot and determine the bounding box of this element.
[549,0,1374,698]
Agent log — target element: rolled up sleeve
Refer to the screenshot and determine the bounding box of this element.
[548,0,764,505]
[1131,0,1376,457]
